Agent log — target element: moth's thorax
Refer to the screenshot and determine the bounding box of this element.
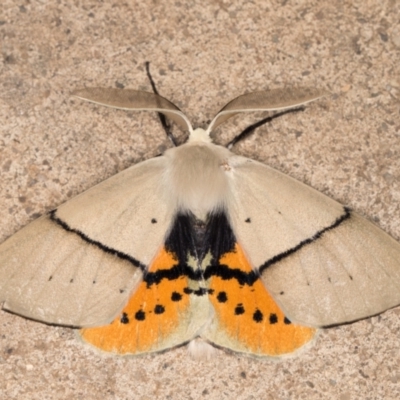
[164,134,233,218]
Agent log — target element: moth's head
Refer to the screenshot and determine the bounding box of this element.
[187,128,213,144]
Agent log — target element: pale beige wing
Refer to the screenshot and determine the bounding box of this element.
[73,88,192,132]
[207,88,327,133]
[226,157,400,327]
[0,157,174,327]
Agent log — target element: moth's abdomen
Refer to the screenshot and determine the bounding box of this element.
[164,142,233,218]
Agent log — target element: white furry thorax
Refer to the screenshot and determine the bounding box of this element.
[163,128,233,219]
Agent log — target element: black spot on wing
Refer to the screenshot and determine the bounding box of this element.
[120,312,129,324]
[217,291,228,303]
[284,317,291,325]
[253,309,263,323]
[269,314,278,324]
[183,287,192,295]
[154,305,165,314]
[171,292,182,302]
[235,304,245,315]
[135,310,145,321]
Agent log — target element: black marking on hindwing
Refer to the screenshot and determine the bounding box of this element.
[141,211,257,288]
[143,212,201,286]
[202,212,258,285]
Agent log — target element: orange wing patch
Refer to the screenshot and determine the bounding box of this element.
[207,244,316,357]
[80,248,191,355]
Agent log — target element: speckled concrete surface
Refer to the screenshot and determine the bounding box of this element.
[0,1,400,399]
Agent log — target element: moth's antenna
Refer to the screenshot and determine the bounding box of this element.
[145,62,178,147]
[226,107,305,149]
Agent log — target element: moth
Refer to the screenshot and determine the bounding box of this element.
[1,86,399,358]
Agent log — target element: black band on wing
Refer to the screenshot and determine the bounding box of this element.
[203,208,352,286]
[50,206,351,288]
[143,264,203,286]
[143,211,259,287]
[49,209,146,271]
[204,263,258,286]
[143,212,203,285]
[202,211,259,285]
[143,211,250,287]
[258,207,351,275]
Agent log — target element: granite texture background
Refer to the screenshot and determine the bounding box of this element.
[0,0,400,399]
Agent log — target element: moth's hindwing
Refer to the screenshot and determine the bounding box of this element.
[201,213,317,357]
[80,214,209,355]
